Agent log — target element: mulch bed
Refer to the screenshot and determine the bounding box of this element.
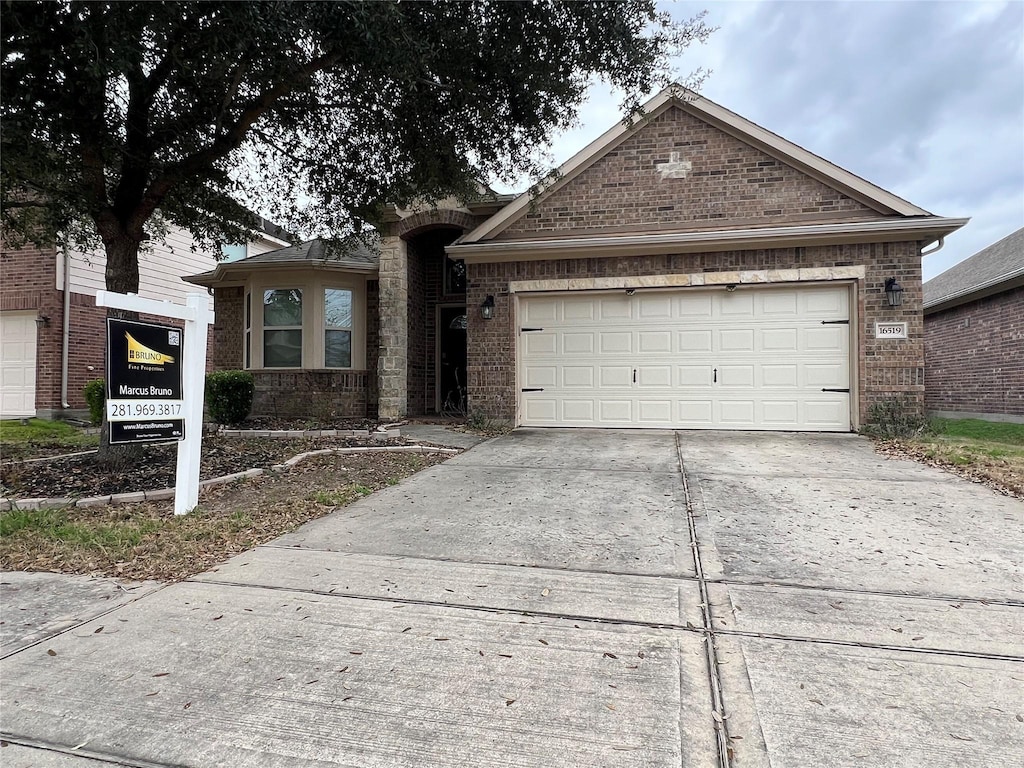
[1,435,408,499]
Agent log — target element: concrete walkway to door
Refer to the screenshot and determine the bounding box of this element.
[1,430,1021,767]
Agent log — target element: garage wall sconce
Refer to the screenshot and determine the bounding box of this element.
[35,315,51,328]
[480,295,496,320]
[884,277,904,307]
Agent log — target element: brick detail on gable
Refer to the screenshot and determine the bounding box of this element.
[925,286,1023,417]
[498,106,884,240]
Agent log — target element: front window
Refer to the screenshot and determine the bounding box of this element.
[324,288,352,368]
[263,289,302,367]
[222,244,247,262]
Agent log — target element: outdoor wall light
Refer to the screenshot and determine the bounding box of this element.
[884,277,904,307]
[35,315,50,328]
[480,295,496,320]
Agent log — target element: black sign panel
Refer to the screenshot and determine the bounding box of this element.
[106,318,185,444]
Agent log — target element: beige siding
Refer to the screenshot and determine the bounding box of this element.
[59,228,287,314]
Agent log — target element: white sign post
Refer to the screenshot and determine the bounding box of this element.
[97,290,214,515]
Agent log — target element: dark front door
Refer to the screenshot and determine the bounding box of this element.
[438,306,467,415]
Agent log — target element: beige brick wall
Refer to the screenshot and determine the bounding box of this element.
[500,105,885,240]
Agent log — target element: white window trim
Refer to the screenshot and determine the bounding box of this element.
[245,272,367,371]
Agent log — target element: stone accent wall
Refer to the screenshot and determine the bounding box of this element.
[406,240,427,415]
[366,280,380,417]
[377,237,408,418]
[251,370,371,419]
[499,105,884,240]
[925,286,1024,417]
[466,241,925,427]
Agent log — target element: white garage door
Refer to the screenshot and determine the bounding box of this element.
[519,285,851,431]
[0,311,38,418]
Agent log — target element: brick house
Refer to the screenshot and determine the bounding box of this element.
[0,222,288,419]
[923,227,1023,422]
[192,86,967,431]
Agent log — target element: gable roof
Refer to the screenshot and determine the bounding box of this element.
[184,237,379,287]
[923,227,1024,313]
[461,85,933,245]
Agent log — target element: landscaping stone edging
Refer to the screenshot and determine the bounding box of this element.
[218,428,402,440]
[1,444,459,512]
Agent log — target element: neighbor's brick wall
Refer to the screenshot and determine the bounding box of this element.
[466,241,924,426]
[500,105,884,240]
[925,287,1024,416]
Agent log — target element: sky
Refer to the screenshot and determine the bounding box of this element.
[492,0,1024,282]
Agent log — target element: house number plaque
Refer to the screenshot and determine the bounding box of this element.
[875,322,908,339]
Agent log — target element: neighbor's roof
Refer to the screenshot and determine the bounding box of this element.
[923,227,1024,313]
[184,237,379,287]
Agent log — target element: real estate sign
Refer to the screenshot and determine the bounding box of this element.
[106,318,185,444]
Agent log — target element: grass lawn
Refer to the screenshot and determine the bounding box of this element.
[0,418,99,460]
[891,418,1024,497]
[0,450,448,581]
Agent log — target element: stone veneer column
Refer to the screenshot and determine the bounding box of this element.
[377,236,408,419]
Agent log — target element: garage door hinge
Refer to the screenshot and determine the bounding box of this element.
[821,388,851,393]
[521,327,544,332]
[521,387,545,392]
[821,319,850,325]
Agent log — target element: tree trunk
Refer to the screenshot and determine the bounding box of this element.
[95,226,145,468]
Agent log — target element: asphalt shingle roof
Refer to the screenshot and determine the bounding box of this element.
[238,238,379,268]
[923,227,1024,309]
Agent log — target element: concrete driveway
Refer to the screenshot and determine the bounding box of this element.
[2,430,1021,767]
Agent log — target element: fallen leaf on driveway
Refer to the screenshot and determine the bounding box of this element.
[950,734,974,742]
[46,649,56,656]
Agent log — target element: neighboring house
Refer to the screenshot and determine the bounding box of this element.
[0,220,289,419]
[923,227,1024,422]
[189,86,967,432]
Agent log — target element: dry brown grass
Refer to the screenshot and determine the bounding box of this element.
[877,438,1024,499]
[0,452,449,581]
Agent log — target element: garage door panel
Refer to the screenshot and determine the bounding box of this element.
[562,367,595,388]
[762,365,799,387]
[562,400,595,422]
[599,366,633,387]
[638,331,672,353]
[519,286,851,431]
[761,400,799,424]
[720,328,755,352]
[562,333,595,355]
[523,333,557,355]
[678,330,713,353]
[598,298,631,320]
[524,299,558,323]
[678,365,713,387]
[599,400,633,422]
[761,328,799,351]
[678,294,713,318]
[0,311,38,418]
[638,295,673,319]
[637,366,671,387]
[719,293,755,317]
[762,291,799,316]
[719,400,756,423]
[719,365,755,387]
[599,332,632,354]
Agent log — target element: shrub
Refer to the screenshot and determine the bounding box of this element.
[205,370,254,425]
[861,396,929,440]
[83,379,105,425]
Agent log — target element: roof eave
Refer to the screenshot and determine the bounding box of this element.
[447,217,969,264]
[924,270,1024,314]
[183,259,379,287]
